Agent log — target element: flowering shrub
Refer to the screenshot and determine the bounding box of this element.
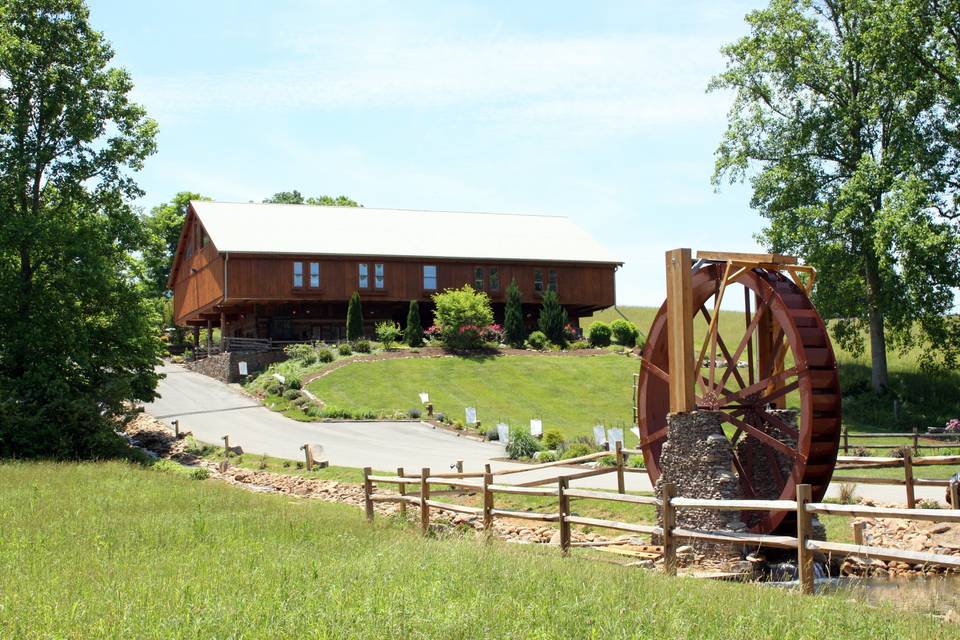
[431,286,494,350]
[425,325,440,341]
[482,323,504,343]
[563,323,579,343]
[946,419,960,433]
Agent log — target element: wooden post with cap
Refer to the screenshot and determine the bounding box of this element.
[665,249,695,413]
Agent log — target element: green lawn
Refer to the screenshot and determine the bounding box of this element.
[0,461,949,639]
[308,354,639,442]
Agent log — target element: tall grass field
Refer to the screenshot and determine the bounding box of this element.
[0,462,951,639]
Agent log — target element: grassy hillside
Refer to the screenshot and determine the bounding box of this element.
[0,462,950,639]
[586,306,960,432]
[308,354,638,441]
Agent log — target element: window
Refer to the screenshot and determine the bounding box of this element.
[489,267,500,291]
[200,229,209,248]
[375,263,385,289]
[474,267,484,290]
[534,269,544,293]
[310,262,320,288]
[358,263,369,288]
[293,261,303,288]
[548,269,558,292]
[423,264,437,290]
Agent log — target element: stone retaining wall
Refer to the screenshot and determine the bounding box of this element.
[187,351,287,383]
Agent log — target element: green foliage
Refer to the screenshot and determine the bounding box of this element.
[610,319,639,348]
[346,291,363,341]
[266,384,281,396]
[503,278,525,346]
[142,192,209,298]
[536,450,558,463]
[542,429,565,450]
[337,343,352,356]
[505,428,542,460]
[375,321,402,350]
[526,331,548,350]
[537,290,568,345]
[283,389,302,401]
[316,348,335,363]
[0,0,163,458]
[627,455,646,469]
[263,190,359,207]
[352,339,371,354]
[711,0,960,391]
[286,378,302,390]
[404,300,424,347]
[588,321,612,347]
[596,454,616,468]
[284,343,317,364]
[562,443,597,459]
[431,285,493,350]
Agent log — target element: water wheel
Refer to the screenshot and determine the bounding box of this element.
[636,256,842,533]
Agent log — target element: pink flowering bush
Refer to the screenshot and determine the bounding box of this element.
[482,323,504,343]
[946,419,960,433]
[431,286,494,350]
[563,323,579,343]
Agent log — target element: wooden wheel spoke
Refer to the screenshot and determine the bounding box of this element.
[720,295,773,391]
[718,411,802,461]
[637,426,668,449]
[695,262,734,393]
[717,366,799,407]
[753,380,800,410]
[744,286,755,386]
[754,407,800,440]
[699,306,747,391]
[729,452,758,499]
[639,357,669,385]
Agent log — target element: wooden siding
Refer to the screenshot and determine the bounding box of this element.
[222,254,616,308]
[172,217,224,324]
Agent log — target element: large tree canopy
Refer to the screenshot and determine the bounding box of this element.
[0,0,160,457]
[712,0,960,393]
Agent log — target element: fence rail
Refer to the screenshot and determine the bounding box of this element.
[841,426,960,455]
[363,453,960,594]
[832,451,960,508]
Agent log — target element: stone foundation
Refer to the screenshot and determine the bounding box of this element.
[187,351,287,383]
[654,410,743,556]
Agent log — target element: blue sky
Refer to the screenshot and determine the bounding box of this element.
[89,0,764,306]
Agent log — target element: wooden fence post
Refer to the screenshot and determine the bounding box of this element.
[661,482,677,576]
[222,435,230,455]
[950,479,959,510]
[301,444,314,471]
[482,469,494,534]
[363,467,374,522]
[558,476,571,556]
[852,521,865,546]
[450,460,463,490]
[911,426,919,455]
[420,467,431,535]
[796,483,814,594]
[172,419,179,438]
[615,441,625,494]
[397,467,407,520]
[842,427,849,455]
[903,450,916,509]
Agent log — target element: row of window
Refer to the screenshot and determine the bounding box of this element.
[292,262,558,293]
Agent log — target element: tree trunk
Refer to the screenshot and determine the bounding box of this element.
[863,249,889,393]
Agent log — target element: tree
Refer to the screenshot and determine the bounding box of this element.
[142,192,208,297]
[537,290,568,346]
[0,0,161,458]
[404,300,423,347]
[346,291,363,341]
[504,278,525,346]
[264,190,360,207]
[711,0,960,393]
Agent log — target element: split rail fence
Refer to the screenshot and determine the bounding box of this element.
[833,453,960,508]
[362,451,960,594]
[840,427,960,455]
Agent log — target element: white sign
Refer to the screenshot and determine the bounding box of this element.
[238,361,248,376]
[418,392,430,404]
[593,425,607,447]
[496,423,510,443]
[630,426,641,440]
[607,428,624,448]
[530,419,543,437]
[465,407,477,425]
[272,373,285,384]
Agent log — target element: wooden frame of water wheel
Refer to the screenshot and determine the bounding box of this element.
[636,249,842,533]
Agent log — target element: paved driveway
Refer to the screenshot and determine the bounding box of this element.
[144,363,944,502]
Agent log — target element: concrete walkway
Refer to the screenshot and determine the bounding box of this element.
[144,363,944,502]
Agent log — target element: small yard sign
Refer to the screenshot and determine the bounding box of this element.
[593,424,607,447]
[272,373,285,384]
[465,407,477,425]
[238,361,248,376]
[631,426,641,439]
[607,428,624,447]
[529,419,543,437]
[419,392,430,404]
[496,423,510,443]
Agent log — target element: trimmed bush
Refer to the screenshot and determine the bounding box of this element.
[562,442,596,459]
[485,428,499,441]
[266,384,281,396]
[316,348,335,363]
[506,428,542,460]
[588,322,612,347]
[283,389,302,400]
[337,343,352,356]
[536,450,558,463]
[284,343,317,364]
[286,377,302,390]
[405,300,424,347]
[352,339,371,353]
[431,285,494,350]
[610,319,639,348]
[408,407,422,419]
[542,429,565,450]
[526,331,548,350]
[347,291,363,341]
[504,278,525,346]
[435,412,446,423]
[375,321,402,350]
[537,290,568,345]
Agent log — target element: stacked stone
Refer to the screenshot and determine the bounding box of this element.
[654,410,744,556]
[734,409,797,528]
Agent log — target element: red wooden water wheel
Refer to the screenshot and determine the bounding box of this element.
[636,260,842,533]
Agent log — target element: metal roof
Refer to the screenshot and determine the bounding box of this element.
[190,201,621,264]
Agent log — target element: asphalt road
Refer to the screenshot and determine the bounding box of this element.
[144,363,944,502]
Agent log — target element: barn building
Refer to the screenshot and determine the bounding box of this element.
[169,201,621,344]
